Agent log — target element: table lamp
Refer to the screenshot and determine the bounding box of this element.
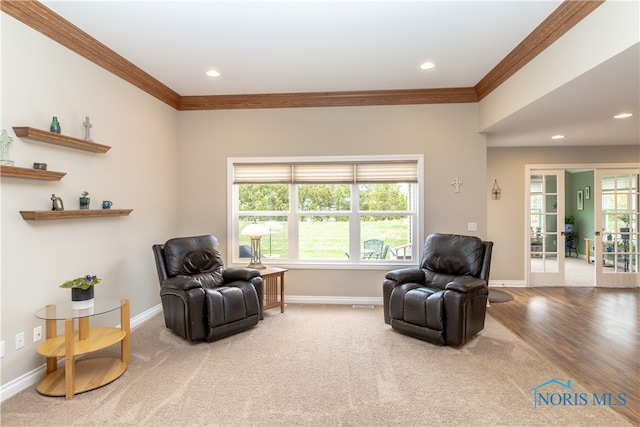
[240,221,271,269]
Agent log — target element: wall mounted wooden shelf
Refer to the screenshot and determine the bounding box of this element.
[13,127,111,153]
[1,165,66,181]
[20,209,133,221]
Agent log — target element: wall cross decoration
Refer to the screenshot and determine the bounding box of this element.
[451,176,463,193]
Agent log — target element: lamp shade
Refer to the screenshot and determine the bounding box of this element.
[241,223,271,237]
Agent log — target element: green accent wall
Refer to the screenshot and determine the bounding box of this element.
[566,170,595,256]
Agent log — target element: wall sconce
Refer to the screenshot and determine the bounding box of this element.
[491,179,501,200]
[240,221,271,269]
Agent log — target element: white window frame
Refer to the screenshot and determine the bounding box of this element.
[227,155,424,269]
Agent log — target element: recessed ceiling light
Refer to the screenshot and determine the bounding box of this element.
[551,135,565,140]
[614,113,633,119]
[420,62,436,70]
[206,70,220,77]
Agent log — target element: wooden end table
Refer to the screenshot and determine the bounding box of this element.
[34,297,130,400]
[260,267,287,313]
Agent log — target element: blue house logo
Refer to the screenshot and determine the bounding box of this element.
[529,378,626,408]
[528,379,577,408]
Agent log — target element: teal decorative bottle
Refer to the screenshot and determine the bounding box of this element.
[79,191,90,210]
[50,116,61,134]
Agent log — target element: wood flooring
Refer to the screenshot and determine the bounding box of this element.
[488,287,639,426]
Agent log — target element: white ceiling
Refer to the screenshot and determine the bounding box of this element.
[41,0,639,148]
[483,44,640,147]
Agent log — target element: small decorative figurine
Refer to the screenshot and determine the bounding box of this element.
[51,194,64,211]
[79,191,90,210]
[50,116,61,134]
[0,129,14,166]
[83,116,93,142]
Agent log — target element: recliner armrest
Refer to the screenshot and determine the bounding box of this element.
[445,276,486,293]
[223,267,261,282]
[385,268,424,284]
[223,268,264,321]
[161,276,203,291]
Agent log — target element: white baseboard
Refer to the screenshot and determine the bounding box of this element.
[129,304,163,329]
[285,295,383,305]
[0,304,163,403]
[489,280,526,288]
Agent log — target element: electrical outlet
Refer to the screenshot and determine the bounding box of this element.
[467,222,478,232]
[0,340,5,358]
[16,332,25,349]
[33,326,42,342]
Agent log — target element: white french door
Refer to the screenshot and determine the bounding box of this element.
[527,170,565,286]
[594,169,640,287]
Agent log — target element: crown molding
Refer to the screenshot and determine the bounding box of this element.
[475,0,604,100]
[3,0,602,110]
[1,0,181,109]
[179,88,478,110]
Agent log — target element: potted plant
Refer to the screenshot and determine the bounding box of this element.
[565,215,578,249]
[60,274,101,309]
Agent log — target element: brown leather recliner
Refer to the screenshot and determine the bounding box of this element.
[152,235,264,342]
[383,233,493,346]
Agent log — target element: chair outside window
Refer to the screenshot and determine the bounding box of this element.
[390,243,412,260]
[363,239,385,259]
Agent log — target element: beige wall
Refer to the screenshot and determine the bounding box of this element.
[1,15,179,386]
[177,104,488,298]
[2,0,637,397]
[487,146,640,282]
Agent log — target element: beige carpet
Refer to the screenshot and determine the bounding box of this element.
[0,304,631,426]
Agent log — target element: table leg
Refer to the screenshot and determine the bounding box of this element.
[280,273,285,313]
[45,312,57,373]
[78,317,90,340]
[121,299,130,364]
[64,318,75,400]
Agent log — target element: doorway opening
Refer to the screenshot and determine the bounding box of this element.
[564,168,595,286]
[527,165,639,288]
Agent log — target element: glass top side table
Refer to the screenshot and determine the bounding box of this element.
[34,297,130,400]
[35,297,124,320]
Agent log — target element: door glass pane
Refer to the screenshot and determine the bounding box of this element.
[545,195,557,213]
[600,173,639,274]
[530,173,560,275]
[545,175,557,193]
[544,233,558,252]
[546,214,558,233]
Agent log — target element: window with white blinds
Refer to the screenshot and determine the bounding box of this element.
[228,155,422,268]
[233,160,418,184]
